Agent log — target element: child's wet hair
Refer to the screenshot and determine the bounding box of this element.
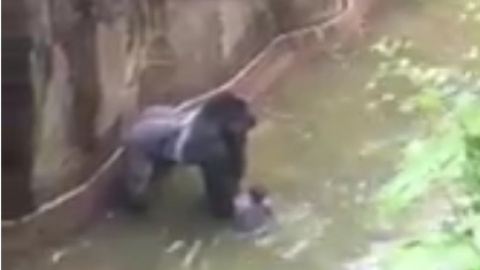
[248,184,268,204]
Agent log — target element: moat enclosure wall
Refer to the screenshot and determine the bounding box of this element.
[2,0,379,259]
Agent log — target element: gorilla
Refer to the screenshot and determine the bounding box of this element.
[119,91,256,218]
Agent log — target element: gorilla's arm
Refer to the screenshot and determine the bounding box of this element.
[223,109,256,181]
[197,130,249,218]
[224,131,247,181]
[200,156,238,218]
[182,125,242,218]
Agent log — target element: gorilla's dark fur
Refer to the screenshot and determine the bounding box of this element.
[120,92,256,218]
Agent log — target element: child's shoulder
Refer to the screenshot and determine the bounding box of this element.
[234,192,252,208]
[262,197,273,207]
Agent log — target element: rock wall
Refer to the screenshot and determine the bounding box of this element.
[4,0,281,215]
[2,0,36,220]
[268,0,334,32]
[138,0,277,105]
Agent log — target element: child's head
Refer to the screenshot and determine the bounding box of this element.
[248,184,268,204]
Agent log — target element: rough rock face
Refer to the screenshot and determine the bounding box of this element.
[4,0,354,219]
[138,0,278,105]
[268,0,334,32]
[3,0,277,219]
[2,0,36,220]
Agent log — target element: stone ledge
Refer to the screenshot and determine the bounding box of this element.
[2,149,124,258]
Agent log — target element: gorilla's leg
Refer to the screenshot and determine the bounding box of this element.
[200,158,240,219]
[122,149,155,213]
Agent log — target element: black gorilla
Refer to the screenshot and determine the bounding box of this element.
[120,92,256,218]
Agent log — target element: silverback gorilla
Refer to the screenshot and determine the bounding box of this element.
[120,92,256,218]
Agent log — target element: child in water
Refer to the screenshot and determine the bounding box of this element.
[233,184,274,238]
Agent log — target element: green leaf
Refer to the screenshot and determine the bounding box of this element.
[377,131,465,214]
[415,88,444,113]
[453,93,480,135]
[384,233,480,270]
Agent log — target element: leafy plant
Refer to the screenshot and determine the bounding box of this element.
[368,37,480,270]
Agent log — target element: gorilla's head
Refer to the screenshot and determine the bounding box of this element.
[199,92,256,135]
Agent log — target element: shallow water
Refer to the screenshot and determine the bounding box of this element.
[13,1,480,270]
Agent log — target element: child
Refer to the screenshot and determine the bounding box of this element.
[233,184,274,237]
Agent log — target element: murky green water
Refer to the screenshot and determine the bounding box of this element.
[13,1,480,270]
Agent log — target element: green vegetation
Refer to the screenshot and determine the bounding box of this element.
[366,2,480,268]
[369,28,480,270]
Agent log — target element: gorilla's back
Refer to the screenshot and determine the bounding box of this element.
[124,105,203,162]
[125,115,180,161]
